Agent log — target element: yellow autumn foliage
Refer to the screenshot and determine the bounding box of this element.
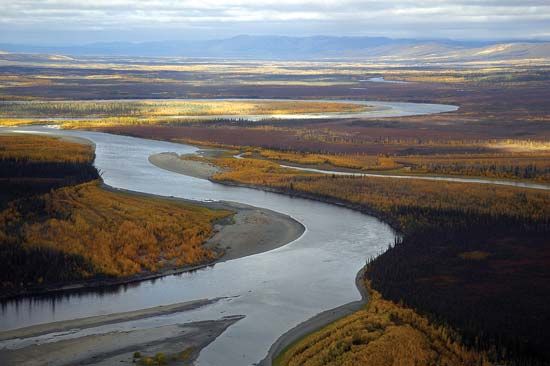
[1,181,231,278]
[0,134,94,163]
[210,156,549,222]
[252,148,402,171]
[0,100,368,128]
[0,134,232,284]
[276,283,492,366]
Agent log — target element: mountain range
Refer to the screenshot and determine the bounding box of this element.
[1,35,549,61]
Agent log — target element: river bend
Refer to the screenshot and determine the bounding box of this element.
[1,100,462,365]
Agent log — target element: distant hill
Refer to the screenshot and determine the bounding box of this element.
[1,35,549,61]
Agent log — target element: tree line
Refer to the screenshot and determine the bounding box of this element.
[0,135,230,298]
[209,156,550,365]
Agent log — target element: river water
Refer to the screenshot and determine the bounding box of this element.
[0,128,394,365]
[1,101,459,365]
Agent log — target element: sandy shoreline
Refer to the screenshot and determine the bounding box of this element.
[0,298,244,366]
[106,183,305,264]
[0,300,244,366]
[0,183,304,300]
[147,152,306,260]
[259,268,369,366]
[0,298,225,342]
[166,176,394,365]
[0,141,304,301]
[149,152,220,179]
[0,185,304,365]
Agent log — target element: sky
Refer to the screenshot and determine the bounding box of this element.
[1,0,550,44]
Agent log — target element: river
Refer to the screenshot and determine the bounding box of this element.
[278,164,550,191]
[1,100,458,365]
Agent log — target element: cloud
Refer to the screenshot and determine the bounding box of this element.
[1,0,549,43]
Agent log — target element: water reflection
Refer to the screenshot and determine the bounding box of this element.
[1,264,217,308]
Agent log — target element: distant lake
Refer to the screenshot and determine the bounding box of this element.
[365,77,409,84]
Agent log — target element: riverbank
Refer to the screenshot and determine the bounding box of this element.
[260,268,369,366]
[105,184,305,263]
[148,153,392,366]
[0,133,304,301]
[1,183,304,300]
[151,148,550,193]
[271,282,491,366]
[149,152,221,179]
[0,130,96,148]
[0,298,244,366]
[149,149,550,365]
[140,159,378,366]
[147,152,392,229]
[202,154,550,365]
[0,132,306,366]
